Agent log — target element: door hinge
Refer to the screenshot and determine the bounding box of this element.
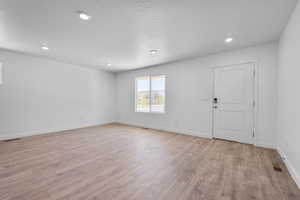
[252,100,255,107]
[252,130,255,138]
[253,70,256,77]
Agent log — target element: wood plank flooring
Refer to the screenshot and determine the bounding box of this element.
[0,124,299,200]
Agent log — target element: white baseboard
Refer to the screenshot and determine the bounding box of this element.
[0,121,114,141]
[117,122,280,149]
[117,121,212,139]
[277,148,300,189]
[255,140,276,149]
[164,127,212,139]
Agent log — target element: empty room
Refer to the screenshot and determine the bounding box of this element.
[0,0,300,199]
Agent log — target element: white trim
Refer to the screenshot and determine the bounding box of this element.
[277,148,300,189]
[135,76,150,113]
[117,121,276,150]
[255,140,276,149]
[211,68,216,138]
[253,60,260,147]
[135,75,166,114]
[150,75,152,112]
[117,122,212,139]
[212,60,258,145]
[212,60,259,69]
[0,121,114,141]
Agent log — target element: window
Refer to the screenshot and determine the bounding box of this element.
[135,75,165,113]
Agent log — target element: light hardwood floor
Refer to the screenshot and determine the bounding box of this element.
[0,124,299,200]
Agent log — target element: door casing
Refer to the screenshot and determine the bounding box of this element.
[211,61,258,145]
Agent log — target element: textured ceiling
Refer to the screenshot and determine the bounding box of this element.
[0,0,297,71]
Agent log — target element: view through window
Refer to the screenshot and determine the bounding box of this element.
[135,75,165,113]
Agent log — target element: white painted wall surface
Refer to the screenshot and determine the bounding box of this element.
[277,1,300,188]
[116,42,278,148]
[0,49,115,140]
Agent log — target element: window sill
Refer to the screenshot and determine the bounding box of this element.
[135,111,166,114]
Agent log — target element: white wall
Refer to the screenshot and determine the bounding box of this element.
[277,1,300,188]
[116,42,278,148]
[0,49,115,140]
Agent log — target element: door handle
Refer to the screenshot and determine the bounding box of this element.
[213,97,218,104]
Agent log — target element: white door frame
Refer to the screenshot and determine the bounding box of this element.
[211,60,259,145]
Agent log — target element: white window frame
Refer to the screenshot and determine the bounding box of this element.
[135,75,166,114]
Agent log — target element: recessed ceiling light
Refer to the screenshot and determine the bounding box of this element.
[225,37,233,43]
[77,11,91,20]
[107,63,112,67]
[41,45,49,50]
[150,50,158,55]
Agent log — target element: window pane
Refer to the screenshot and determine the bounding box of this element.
[150,75,165,112]
[136,76,150,112]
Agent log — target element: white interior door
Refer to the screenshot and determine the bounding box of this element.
[213,63,255,144]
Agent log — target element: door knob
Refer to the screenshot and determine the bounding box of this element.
[213,105,218,109]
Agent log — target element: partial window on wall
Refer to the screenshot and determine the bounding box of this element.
[136,76,151,112]
[135,75,165,113]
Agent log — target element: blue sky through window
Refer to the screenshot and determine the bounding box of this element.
[137,79,150,92]
[137,76,165,91]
